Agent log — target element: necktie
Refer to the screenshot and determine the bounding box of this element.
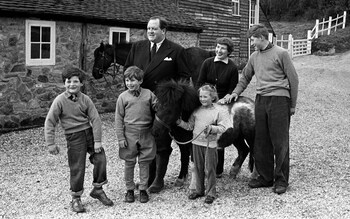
[151,43,157,60]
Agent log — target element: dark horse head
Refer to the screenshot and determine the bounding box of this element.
[92,42,132,79]
[152,80,201,138]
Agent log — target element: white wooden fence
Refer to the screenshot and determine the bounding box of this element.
[268,11,347,58]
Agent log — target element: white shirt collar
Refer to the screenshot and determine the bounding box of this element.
[214,56,229,64]
[151,38,165,51]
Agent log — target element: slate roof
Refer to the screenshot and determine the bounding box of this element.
[0,0,203,32]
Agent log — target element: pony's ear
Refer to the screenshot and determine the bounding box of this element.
[99,41,105,50]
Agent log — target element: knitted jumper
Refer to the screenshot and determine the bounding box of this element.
[233,45,299,108]
[177,104,229,148]
[197,57,239,99]
[115,88,157,141]
[45,91,102,146]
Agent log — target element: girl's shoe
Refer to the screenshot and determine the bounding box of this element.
[139,190,149,203]
[125,190,135,203]
[204,195,215,204]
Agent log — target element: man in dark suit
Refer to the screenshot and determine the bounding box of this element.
[124,16,191,193]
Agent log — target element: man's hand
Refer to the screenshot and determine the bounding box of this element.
[118,140,128,149]
[290,108,296,116]
[94,142,103,153]
[48,145,59,155]
[217,94,231,105]
[227,93,239,102]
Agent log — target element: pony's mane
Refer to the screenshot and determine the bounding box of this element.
[155,80,184,106]
[155,79,200,113]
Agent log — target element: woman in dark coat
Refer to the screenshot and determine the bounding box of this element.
[196,37,239,178]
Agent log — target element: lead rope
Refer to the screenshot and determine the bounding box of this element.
[168,128,206,145]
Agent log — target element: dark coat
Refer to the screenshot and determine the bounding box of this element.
[124,38,190,92]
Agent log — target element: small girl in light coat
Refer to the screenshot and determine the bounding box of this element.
[176,84,229,204]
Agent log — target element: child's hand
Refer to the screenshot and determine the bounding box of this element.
[48,145,59,155]
[94,142,103,153]
[204,125,212,138]
[175,118,182,125]
[118,140,128,148]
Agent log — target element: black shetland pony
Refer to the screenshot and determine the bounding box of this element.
[152,80,257,179]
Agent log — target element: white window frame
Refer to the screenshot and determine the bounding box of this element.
[109,27,130,45]
[232,0,240,16]
[25,20,56,66]
[249,1,259,26]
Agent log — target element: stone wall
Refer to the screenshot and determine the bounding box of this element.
[0,17,198,133]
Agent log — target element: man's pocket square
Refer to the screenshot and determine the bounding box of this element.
[164,57,172,61]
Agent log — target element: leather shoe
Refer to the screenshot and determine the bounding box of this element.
[139,190,149,203]
[248,178,273,188]
[274,185,287,194]
[188,192,204,200]
[204,195,215,204]
[90,188,114,206]
[71,198,85,213]
[125,190,135,203]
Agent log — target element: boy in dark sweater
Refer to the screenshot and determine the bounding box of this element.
[115,66,157,203]
[44,66,113,213]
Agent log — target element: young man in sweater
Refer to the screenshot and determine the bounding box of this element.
[115,66,157,203]
[44,66,113,213]
[228,24,299,194]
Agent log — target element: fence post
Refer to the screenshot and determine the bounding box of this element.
[315,19,319,38]
[328,16,332,35]
[335,14,339,32]
[288,34,293,58]
[343,11,347,29]
[307,30,312,54]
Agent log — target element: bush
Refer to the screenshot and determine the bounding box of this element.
[312,26,350,54]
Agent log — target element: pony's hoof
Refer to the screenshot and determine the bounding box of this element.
[148,184,164,193]
[174,178,185,187]
[229,166,240,178]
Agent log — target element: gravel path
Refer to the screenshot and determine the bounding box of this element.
[1,52,350,219]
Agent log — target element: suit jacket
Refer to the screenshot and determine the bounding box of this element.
[124,39,190,92]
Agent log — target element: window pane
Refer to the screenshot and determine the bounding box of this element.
[42,27,51,42]
[120,32,127,43]
[42,44,50,59]
[31,26,40,42]
[112,32,120,45]
[31,43,40,59]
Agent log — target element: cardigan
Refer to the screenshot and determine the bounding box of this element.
[197,57,239,99]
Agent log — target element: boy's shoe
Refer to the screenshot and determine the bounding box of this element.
[90,188,114,206]
[273,185,287,194]
[125,190,135,203]
[71,197,86,213]
[139,190,149,203]
[204,195,215,204]
[188,192,204,200]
